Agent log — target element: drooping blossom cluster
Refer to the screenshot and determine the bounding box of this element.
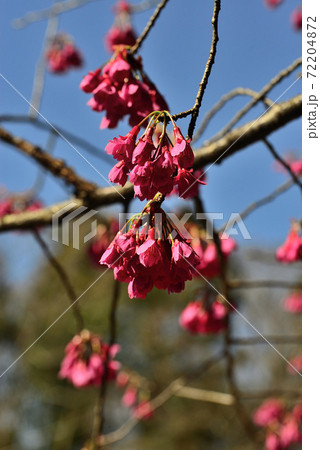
[100,193,200,299]
[253,399,302,450]
[282,291,302,314]
[87,220,119,266]
[106,111,206,200]
[179,291,229,335]
[291,6,302,31]
[186,221,237,278]
[80,48,168,129]
[46,33,83,73]
[0,196,43,219]
[276,222,302,264]
[59,330,120,388]
[116,370,154,420]
[105,1,137,53]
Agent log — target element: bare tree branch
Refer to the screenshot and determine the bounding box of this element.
[0,125,97,197]
[206,57,302,144]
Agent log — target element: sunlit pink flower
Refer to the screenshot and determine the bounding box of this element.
[80,69,103,93]
[175,168,206,199]
[265,432,282,450]
[59,330,120,388]
[283,292,302,314]
[276,229,302,264]
[109,161,129,186]
[253,398,284,427]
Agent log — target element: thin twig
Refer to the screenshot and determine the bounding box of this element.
[263,138,302,191]
[206,57,302,144]
[192,88,273,144]
[92,200,130,449]
[12,0,104,29]
[220,179,295,234]
[0,114,111,164]
[130,0,170,55]
[32,230,84,331]
[187,0,221,140]
[99,352,225,446]
[29,13,59,117]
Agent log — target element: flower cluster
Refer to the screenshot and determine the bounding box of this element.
[282,291,302,314]
[276,223,302,264]
[186,221,237,278]
[80,48,168,129]
[0,196,43,219]
[59,330,120,388]
[179,292,229,335]
[106,111,206,200]
[105,1,137,53]
[116,370,154,420]
[46,33,83,73]
[253,399,302,450]
[100,194,200,299]
[87,220,119,266]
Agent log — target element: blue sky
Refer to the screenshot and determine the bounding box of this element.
[0,0,301,281]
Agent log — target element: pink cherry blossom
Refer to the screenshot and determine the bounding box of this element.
[46,33,83,74]
[179,298,228,335]
[59,330,120,388]
[282,292,302,314]
[276,228,302,264]
[291,7,302,31]
[132,401,154,420]
[100,199,200,299]
[253,398,284,427]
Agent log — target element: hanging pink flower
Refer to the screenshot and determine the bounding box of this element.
[179,297,228,335]
[87,220,119,267]
[282,292,302,314]
[81,49,168,129]
[291,7,302,31]
[276,225,302,264]
[100,195,200,299]
[253,398,284,427]
[46,33,83,74]
[106,113,206,200]
[59,330,120,388]
[105,1,137,53]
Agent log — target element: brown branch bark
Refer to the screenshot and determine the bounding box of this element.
[0,125,97,197]
[0,95,301,233]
